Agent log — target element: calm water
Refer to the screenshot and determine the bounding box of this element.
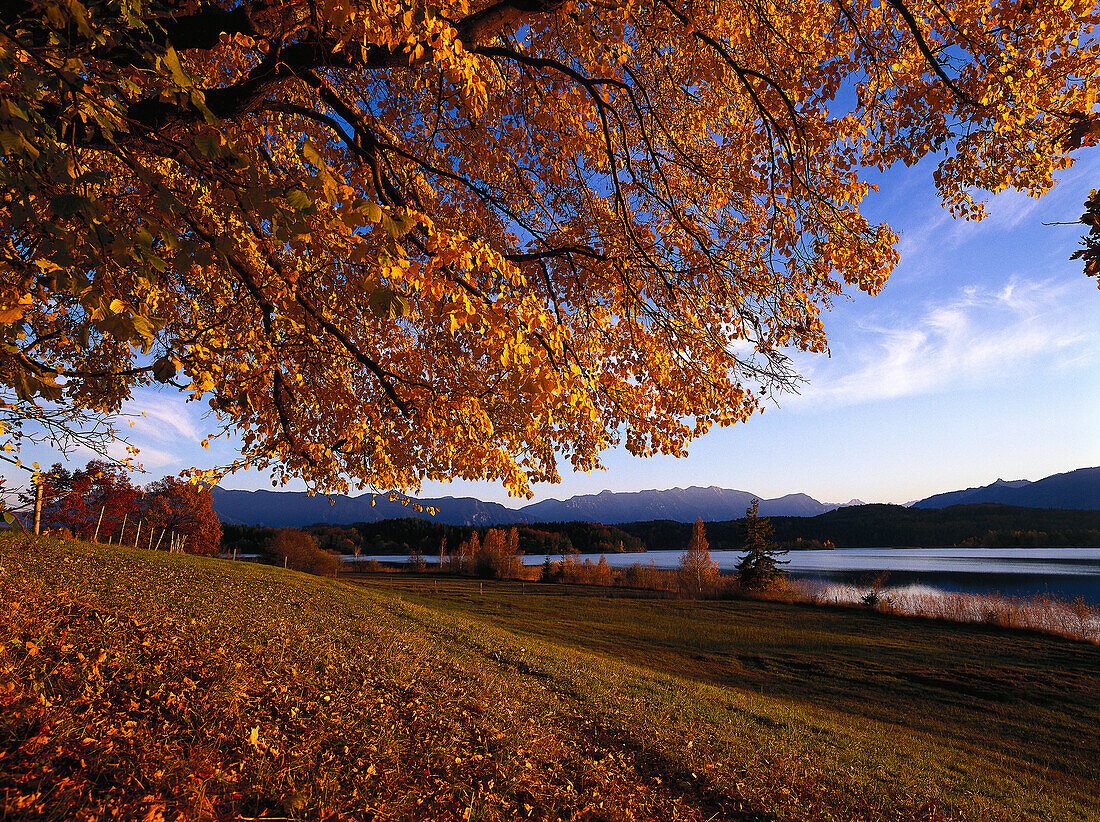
[351,547,1100,605]
[525,547,1100,604]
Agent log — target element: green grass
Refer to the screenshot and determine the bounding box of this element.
[1,535,1098,821]
[359,575,1100,798]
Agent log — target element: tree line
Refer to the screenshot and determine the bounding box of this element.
[222,506,793,598]
[618,504,1100,550]
[221,519,645,560]
[8,459,221,555]
[220,503,1100,559]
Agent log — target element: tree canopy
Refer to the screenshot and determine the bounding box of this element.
[1,0,1096,495]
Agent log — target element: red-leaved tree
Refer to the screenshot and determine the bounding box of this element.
[141,477,222,556]
[50,461,141,540]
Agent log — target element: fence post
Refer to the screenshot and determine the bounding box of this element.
[93,506,105,543]
[119,513,127,546]
[33,477,43,536]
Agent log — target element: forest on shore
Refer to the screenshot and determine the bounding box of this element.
[219,502,1100,558]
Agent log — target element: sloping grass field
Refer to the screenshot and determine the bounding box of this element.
[361,576,1100,798]
[1,535,1098,821]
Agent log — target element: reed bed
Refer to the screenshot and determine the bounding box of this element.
[792,580,1100,643]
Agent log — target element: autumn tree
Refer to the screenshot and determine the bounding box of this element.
[735,499,787,589]
[142,476,223,555]
[1073,189,1100,281]
[474,526,523,578]
[306,524,362,556]
[407,542,426,571]
[16,462,73,531]
[2,0,1097,496]
[38,460,143,540]
[590,553,613,587]
[677,518,719,597]
[447,530,479,575]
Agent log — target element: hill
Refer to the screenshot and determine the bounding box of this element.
[519,487,840,522]
[210,486,535,527]
[620,503,1100,550]
[2,535,1098,820]
[913,467,1100,510]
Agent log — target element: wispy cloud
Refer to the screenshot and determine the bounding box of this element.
[123,391,201,443]
[98,390,211,475]
[59,439,179,476]
[125,444,180,473]
[891,152,1100,278]
[790,277,1098,407]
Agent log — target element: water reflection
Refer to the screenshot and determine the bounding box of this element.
[349,547,1100,605]
[517,547,1100,605]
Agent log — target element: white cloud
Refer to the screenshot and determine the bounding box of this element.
[123,391,201,443]
[791,276,1098,407]
[74,390,214,476]
[890,152,1100,282]
[126,444,180,473]
[53,439,179,477]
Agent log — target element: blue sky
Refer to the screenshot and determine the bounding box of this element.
[6,152,1099,507]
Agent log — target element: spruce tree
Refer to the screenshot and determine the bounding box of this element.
[735,500,788,589]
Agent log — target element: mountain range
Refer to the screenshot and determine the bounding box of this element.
[910,467,1099,510]
[210,466,1098,527]
[209,485,865,527]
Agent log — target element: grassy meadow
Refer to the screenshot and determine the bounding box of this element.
[1,535,1098,821]
[358,575,1100,789]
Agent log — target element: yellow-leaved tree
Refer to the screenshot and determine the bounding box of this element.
[1,0,1096,495]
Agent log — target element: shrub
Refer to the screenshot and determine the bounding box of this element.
[407,547,427,573]
[267,529,340,576]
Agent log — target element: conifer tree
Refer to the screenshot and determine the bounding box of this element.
[735,500,787,589]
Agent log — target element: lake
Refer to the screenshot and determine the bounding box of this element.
[351,547,1100,605]
[515,547,1100,604]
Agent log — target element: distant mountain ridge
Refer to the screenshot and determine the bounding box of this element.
[210,485,858,528]
[911,467,1099,510]
[210,467,1099,528]
[519,487,838,523]
[209,488,535,528]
